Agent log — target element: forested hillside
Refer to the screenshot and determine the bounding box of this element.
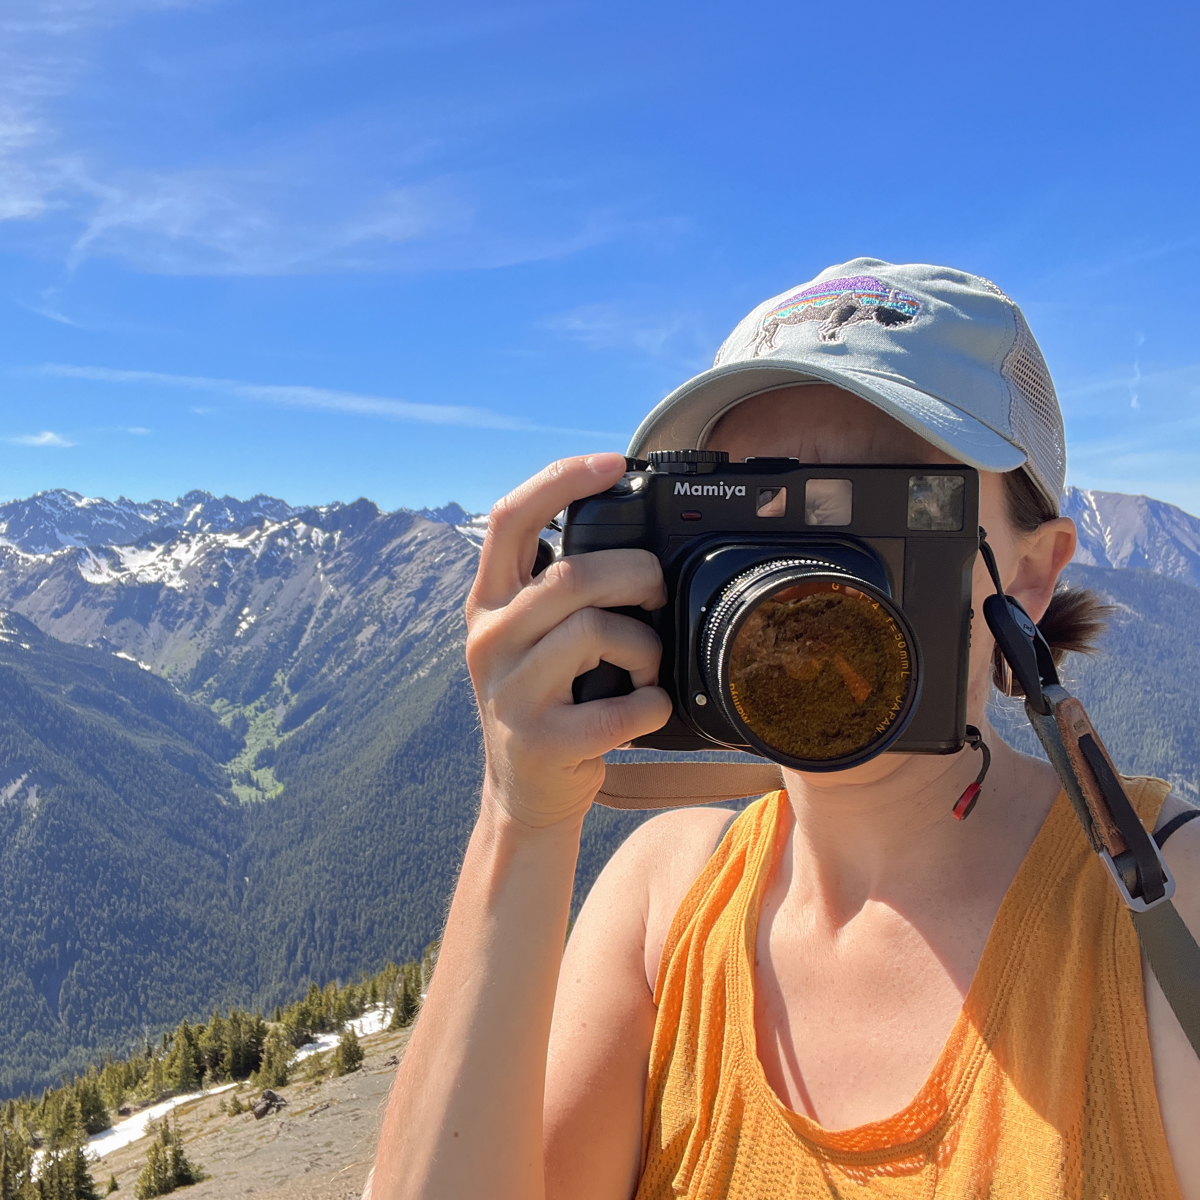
[0,612,249,1095]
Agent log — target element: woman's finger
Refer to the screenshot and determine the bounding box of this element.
[543,685,674,764]
[506,607,663,705]
[481,549,665,661]
[469,454,627,613]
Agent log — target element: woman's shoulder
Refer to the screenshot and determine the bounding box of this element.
[598,804,742,992]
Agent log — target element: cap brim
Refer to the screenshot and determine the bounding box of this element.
[628,360,1027,474]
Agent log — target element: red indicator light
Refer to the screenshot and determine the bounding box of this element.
[681,510,702,521]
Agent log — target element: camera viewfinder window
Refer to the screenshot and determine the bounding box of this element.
[804,479,852,526]
[907,475,965,530]
[756,487,787,517]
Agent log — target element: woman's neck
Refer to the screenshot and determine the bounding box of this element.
[780,719,1063,925]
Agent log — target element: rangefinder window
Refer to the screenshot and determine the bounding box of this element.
[805,478,852,526]
[756,487,787,517]
[908,475,964,531]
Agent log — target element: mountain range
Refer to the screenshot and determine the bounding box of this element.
[0,482,1197,1095]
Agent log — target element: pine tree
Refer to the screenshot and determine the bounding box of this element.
[250,1031,290,1090]
[134,1139,170,1200]
[390,965,420,1029]
[163,1023,199,1094]
[132,1118,199,1199]
[330,1028,363,1077]
[0,1114,35,1200]
[197,1012,227,1084]
[75,1075,110,1136]
[67,1148,102,1200]
[29,1093,100,1200]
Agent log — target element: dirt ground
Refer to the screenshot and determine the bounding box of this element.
[97,1026,411,1200]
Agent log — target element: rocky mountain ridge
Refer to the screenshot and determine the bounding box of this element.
[1063,485,1200,587]
[5,482,1198,581]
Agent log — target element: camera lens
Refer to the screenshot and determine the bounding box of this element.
[700,559,918,768]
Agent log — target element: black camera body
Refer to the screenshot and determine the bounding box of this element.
[562,450,980,771]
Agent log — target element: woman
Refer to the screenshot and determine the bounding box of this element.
[372,261,1200,1197]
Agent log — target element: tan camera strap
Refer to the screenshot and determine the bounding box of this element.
[597,760,782,810]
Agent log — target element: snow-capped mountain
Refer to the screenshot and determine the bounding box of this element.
[1064,486,1200,588]
[0,489,297,555]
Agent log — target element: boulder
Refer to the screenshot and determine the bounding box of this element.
[253,1089,289,1120]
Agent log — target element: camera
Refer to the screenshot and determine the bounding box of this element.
[562,450,980,771]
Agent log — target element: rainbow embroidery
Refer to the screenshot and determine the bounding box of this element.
[750,275,923,354]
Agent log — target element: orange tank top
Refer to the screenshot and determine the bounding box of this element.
[636,780,1181,1199]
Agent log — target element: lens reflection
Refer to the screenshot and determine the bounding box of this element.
[726,580,913,762]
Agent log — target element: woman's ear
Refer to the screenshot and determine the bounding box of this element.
[1006,517,1077,624]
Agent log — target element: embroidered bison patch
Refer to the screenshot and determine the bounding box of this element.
[749,275,922,355]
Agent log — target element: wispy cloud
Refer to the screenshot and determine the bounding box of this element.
[6,430,75,447]
[0,4,649,277]
[38,364,619,436]
[543,301,713,369]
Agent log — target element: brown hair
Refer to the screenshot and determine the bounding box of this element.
[993,469,1112,695]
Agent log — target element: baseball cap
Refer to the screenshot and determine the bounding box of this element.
[627,258,1066,512]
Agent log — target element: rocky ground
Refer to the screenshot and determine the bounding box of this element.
[97,1025,411,1200]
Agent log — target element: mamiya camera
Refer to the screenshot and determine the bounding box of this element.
[562,450,980,771]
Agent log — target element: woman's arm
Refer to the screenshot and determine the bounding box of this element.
[544,804,736,1200]
[370,454,672,1200]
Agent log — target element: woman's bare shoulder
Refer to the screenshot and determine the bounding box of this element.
[595,804,739,991]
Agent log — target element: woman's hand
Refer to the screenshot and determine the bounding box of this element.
[465,452,673,828]
[373,453,672,1200]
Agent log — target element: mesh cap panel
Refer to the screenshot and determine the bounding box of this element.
[1002,308,1066,512]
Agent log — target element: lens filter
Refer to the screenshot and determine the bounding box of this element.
[701,560,918,768]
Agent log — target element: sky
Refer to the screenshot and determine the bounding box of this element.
[2,0,1199,516]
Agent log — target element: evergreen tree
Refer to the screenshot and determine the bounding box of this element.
[0,1115,35,1200]
[163,1024,199,1094]
[330,1028,363,1077]
[332,990,349,1031]
[250,1031,290,1090]
[133,1140,169,1200]
[196,1013,226,1084]
[132,1118,198,1199]
[29,1092,99,1200]
[389,965,420,1029]
[74,1075,110,1136]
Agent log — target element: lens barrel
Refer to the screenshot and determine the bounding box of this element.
[699,558,919,769]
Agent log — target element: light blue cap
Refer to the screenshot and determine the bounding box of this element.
[628,258,1065,512]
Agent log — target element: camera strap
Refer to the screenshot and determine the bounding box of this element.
[978,530,1200,1060]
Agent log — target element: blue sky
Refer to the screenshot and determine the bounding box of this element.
[2,0,1199,515]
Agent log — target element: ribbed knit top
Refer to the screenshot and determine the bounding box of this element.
[635,780,1180,1198]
